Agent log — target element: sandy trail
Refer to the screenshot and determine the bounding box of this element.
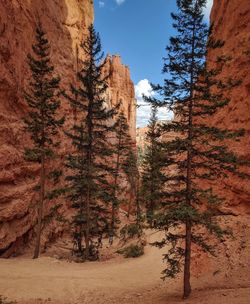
[0,229,249,304]
[0,232,166,303]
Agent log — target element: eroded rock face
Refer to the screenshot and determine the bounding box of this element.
[104,55,137,141]
[0,0,136,255]
[205,0,250,214]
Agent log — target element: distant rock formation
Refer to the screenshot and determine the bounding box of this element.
[0,0,136,256]
[104,55,137,141]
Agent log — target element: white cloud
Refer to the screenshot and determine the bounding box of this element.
[99,1,105,8]
[135,79,154,100]
[204,0,213,21]
[135,79,173,128]
[115,0,125,6]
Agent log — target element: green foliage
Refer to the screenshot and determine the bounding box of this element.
[122,149,138,188]
[243,48,250,58]
[24,22,64,258]
[145,0,246,296]
[120,223,143,240]
[110,111,134,239]
[141,105,165,226]
[48,170,63,184]
[64,25,118,260]
[24,148,41,162]
[117,244,144,258]
[24,23,64,161]
[122,148,140,220]
[137,145,144,165]
[42,203,66,224]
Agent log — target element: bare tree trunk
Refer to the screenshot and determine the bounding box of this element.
[85,185,90,260]
[85,141,91,260]
[111,146,121,239]
[135,176,141,226]
[183,220,192,298]
[33,153,45,259]
[85,101,93,260]
[182,11,196,297]
[127,190,133,219]
[183,106,193,297]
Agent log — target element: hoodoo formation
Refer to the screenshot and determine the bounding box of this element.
[0,0,136,256]
[0,0,249,303]
[104,54,137,140]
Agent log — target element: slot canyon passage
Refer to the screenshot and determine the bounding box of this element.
[0,0,249,304]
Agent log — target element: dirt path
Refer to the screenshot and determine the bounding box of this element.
[0,230,249,304]
[0,232,166,303]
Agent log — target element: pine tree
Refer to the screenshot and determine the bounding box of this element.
[141,105,165,227]
[124,149,137,219]
[65,25,118,261]
[122,148,141,225]
[145,0,245,298]
[24,23,64,259]
[110,110,133,243]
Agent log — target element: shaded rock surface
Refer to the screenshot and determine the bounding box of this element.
[0,0,136,255]
[205,0,250,214]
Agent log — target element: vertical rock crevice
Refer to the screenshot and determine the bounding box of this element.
[205,0,250,214]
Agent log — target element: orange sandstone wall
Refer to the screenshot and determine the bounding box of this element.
[205,0,250,213]
[0,0,94,256]
[104,55,137,141]
[0,0,136,255]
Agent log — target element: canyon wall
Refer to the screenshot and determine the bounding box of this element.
[0,0,136,256]
[205,0,250,214]
[104,55,137,141]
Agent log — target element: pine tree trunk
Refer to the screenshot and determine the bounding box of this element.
[183,100,193,297]
[111,167,119,236]
[85,133,92,260]
[182,13,196,296]
[183,110,193,297]
[79,193,84,255]
[127,190,133,219]
[183,220,192,298]
[149,167,154,228]
[111,138,121,239]
[33,153,45,259]
[85,186,90,260]
[85,103,93,260]
[135,176,141,226]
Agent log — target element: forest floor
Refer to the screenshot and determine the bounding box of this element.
[0,215,249,304]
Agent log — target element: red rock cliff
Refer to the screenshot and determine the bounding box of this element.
[206,0,250,213]
[0,0,136,255]
[104,55,137,141]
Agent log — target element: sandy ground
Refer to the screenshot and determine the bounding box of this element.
[0,217,250,304]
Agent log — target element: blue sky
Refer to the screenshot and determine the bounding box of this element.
[94,0,213,127]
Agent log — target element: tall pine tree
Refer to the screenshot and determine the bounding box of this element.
[24,23,64,259]
[110,110,133,243]
[146,0,245,298]
[122,148,141,226]
[141,105,165,227]
[65,25,118,261]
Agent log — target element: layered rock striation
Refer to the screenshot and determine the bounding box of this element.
[0,0,136,255]
[104,55,137,141]
[205,0,250,214]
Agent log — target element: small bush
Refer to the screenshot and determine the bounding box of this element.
[0,296,16,304]
[120,223,143,240]
[117,244,144,258]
